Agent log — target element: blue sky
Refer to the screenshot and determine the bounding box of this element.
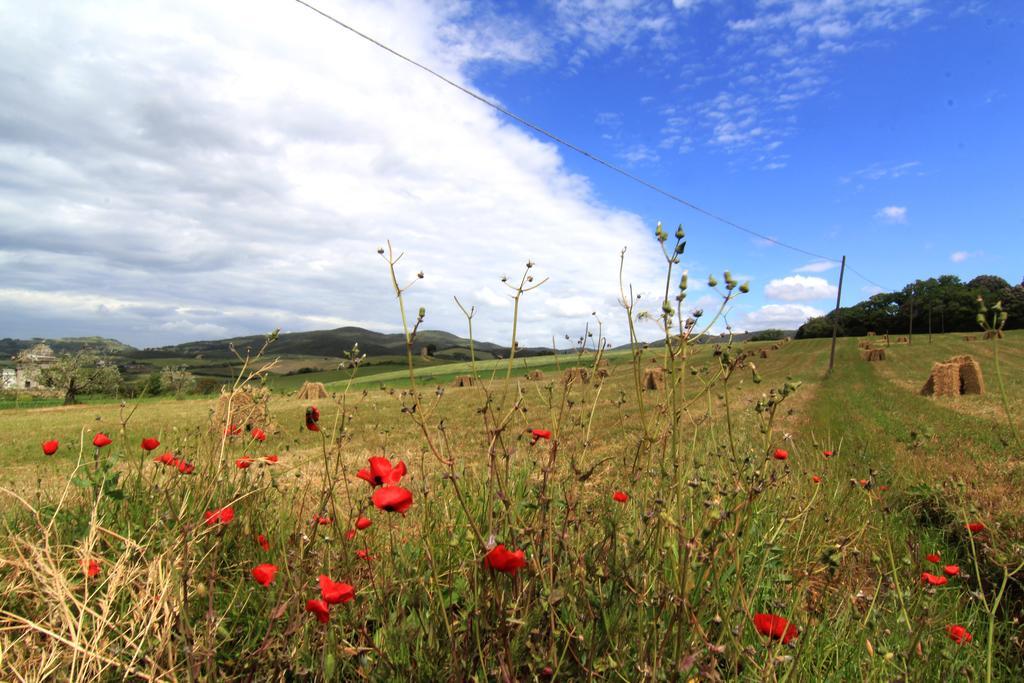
[469,0,1023,292]
[1,1,1021,348]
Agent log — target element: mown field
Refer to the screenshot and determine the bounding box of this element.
[1,329,1021,680]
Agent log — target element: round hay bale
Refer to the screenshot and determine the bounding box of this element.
[759,349,770,359]
[451,375,476,388]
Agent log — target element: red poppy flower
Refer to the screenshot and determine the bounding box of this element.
[251,563,277,587]
[752,613,798,644]
[83,559,101,578]
[926,553,941,563]
[140,437,160,451]
[204,507,234,525]
[42,440,59,455]
[878,485,889,492]
[947,624,972,644]
[773,448,788,460]
[235,456,253,469]
[225,424,242,436]
[965,522,985,533]
[305,598,330,623]
[944,564,960,577]
[530,428,552,441]
[257,534,270,552]
[485,544,527,575]
[265,454,279,464]
[822,450,834,457]
[812,475,821,483]
[178,461,194,475]
[859,479,870,487]
[93,433,112,448]
[251,427,266,442]
[372,486,414,514]
[355,516,372,530]
[357,457,407,487]
[314,516,332,525]
[305,406,320,431]
[345,529,357,541]
[154,451,174,465]
[319,575,355,605]
[356,548,375,561]
[921,572,948,587]
[612,491,629,503]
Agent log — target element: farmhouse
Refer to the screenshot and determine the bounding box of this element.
[0,343,57,390]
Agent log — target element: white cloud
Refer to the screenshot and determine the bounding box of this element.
[876,206,908,223]
[793,261,837,273]
[740,304,824,330]
[0,0,671,348]
[841,160,920,183]
[765,275,837,301]
[950,250,981,263]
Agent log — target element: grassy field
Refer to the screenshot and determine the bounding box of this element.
[1,329,1022,680]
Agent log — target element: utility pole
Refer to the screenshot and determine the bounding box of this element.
[828,255,846,374]
[908,288,914,345]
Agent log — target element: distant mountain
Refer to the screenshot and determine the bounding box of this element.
[0,336,136,359]
[135,326,553,360]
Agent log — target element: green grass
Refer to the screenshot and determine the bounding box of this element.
[1,331,1021,680]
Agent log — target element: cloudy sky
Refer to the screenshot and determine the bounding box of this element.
[1,0,1021,349]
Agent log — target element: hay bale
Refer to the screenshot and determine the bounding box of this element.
[866,331,876,336]
[211,386,274,434]
[921,361,961,397]
[863,349,886,361]
[296,381,328,400]
[526,370,545,381]
[642,367,664,391]
[451,375,476,387]
[759,349,769,359]
[984,330,1004,340]
[956,355,985,394]
[562,367,590,385]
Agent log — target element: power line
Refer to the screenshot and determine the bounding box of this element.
[846,267,894,293]
[290,0,841,265]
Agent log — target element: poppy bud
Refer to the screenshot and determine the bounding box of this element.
[675,225,684,239]
[708,275,718,287]
[739,282,750,294]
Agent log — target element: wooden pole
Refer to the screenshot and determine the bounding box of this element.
[828,255,846,374]
[908,289,914,345]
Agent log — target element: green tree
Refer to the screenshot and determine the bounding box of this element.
[41,352,122,405]
[159,366,196,397]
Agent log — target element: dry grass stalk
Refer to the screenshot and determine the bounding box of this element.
[562,367,590,385]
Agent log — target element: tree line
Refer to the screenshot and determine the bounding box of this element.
[796,274,1024,339]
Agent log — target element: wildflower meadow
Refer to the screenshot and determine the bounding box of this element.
[1,229,1022,681]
